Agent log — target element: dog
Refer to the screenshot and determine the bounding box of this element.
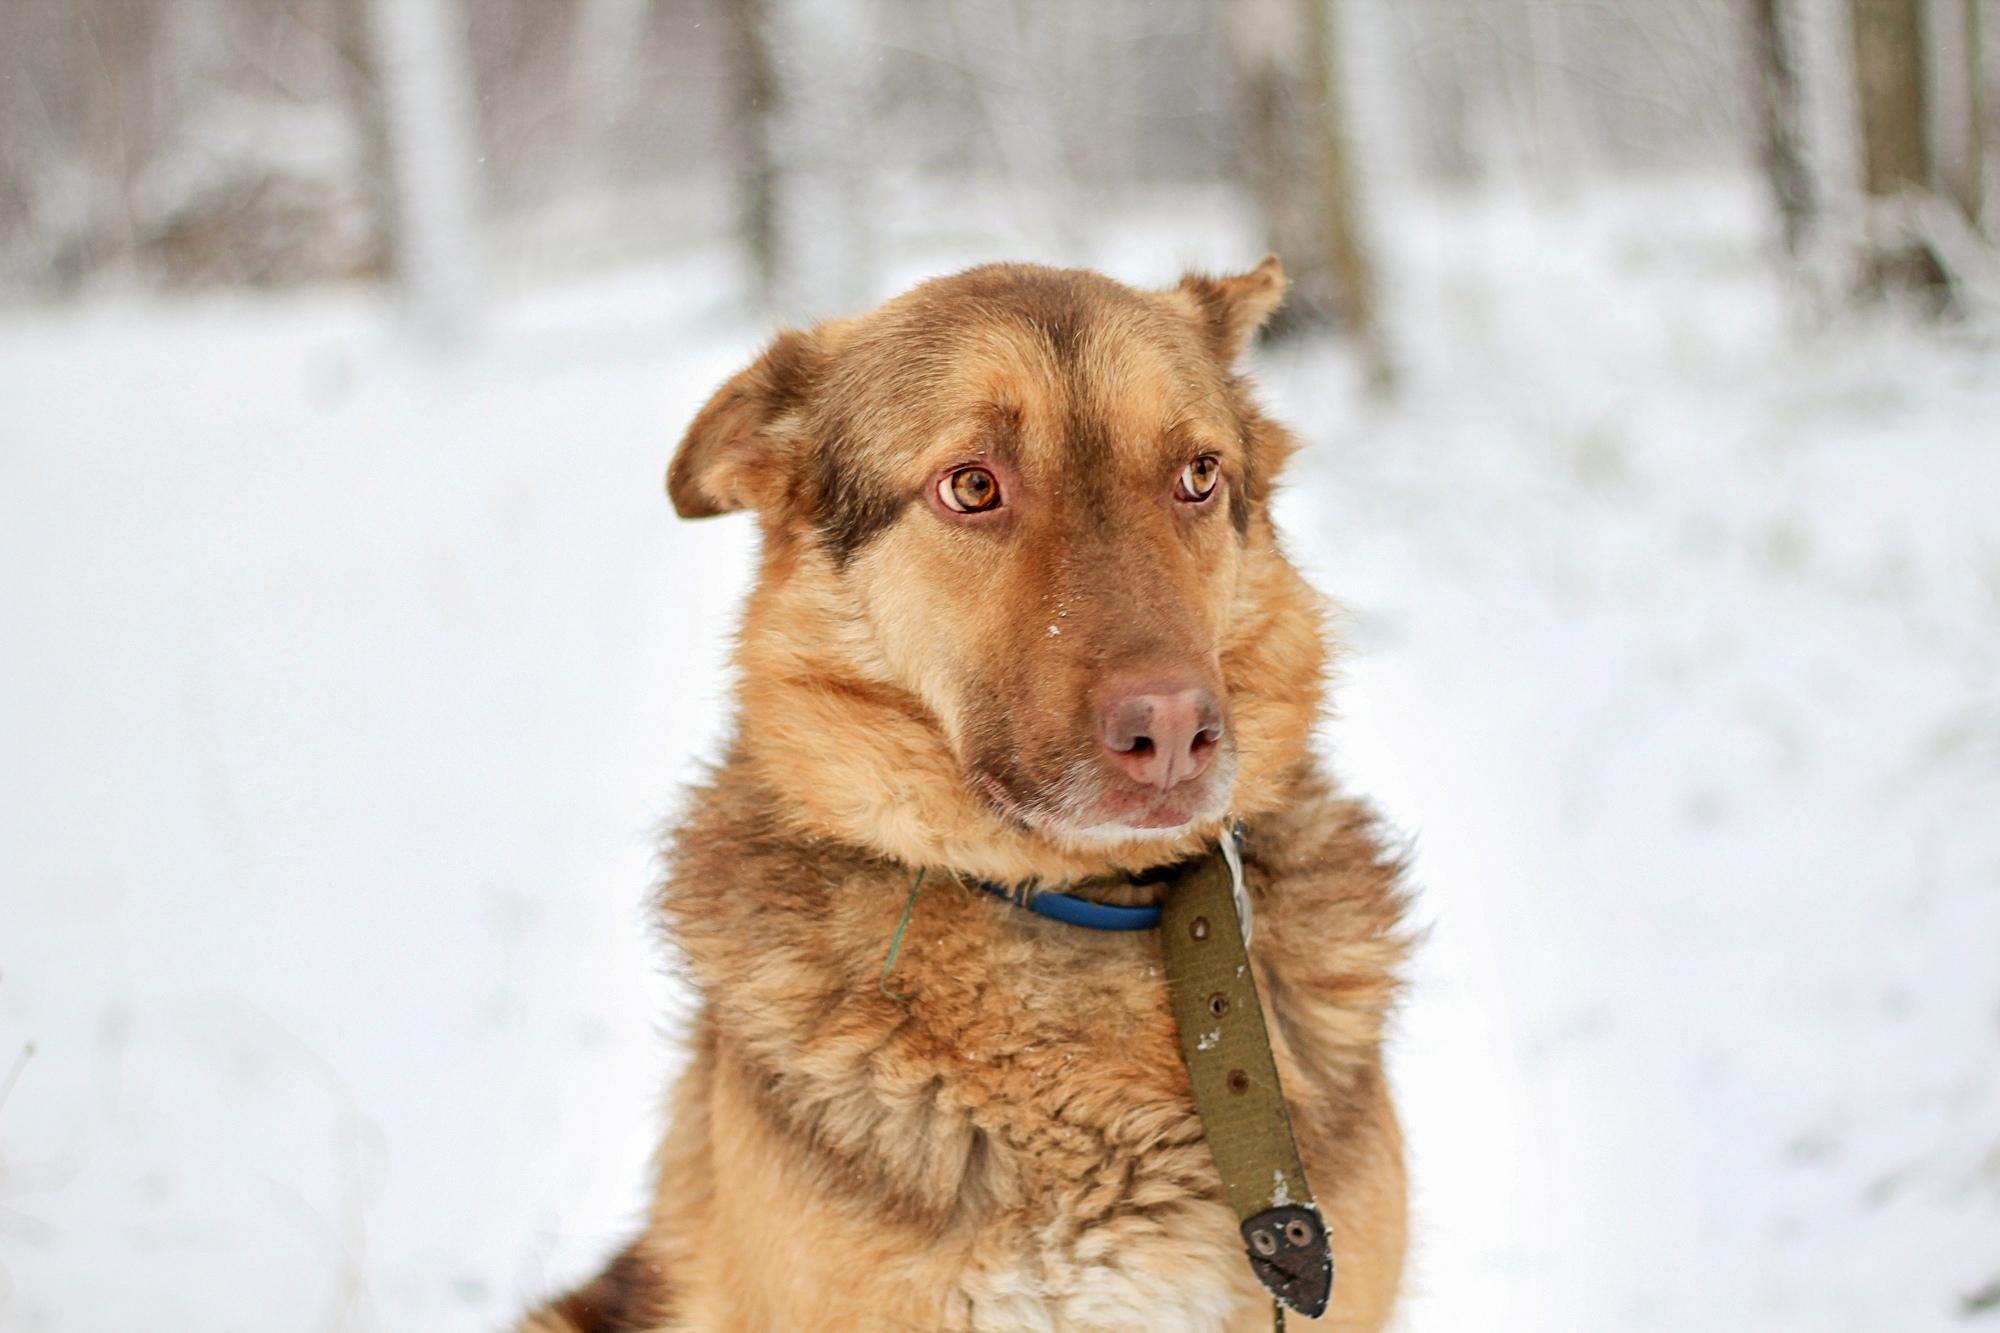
[522,258,1409,1331]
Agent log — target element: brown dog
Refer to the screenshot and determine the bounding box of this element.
[523,259,1409,1331]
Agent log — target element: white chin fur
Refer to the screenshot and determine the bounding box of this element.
[1024,756,1238,845]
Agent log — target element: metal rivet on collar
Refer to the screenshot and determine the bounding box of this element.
[1227,1069,1249,1094]
[1208,992,1230,1017]
[1191,915,1211,940]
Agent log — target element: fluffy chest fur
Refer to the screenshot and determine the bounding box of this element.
[654,766,1406,1332]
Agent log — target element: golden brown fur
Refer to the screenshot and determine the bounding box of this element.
[524,259,1410,1331]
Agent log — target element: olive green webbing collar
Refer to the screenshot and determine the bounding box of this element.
[971,825,1335,1318]
[1158,825,1334,1318]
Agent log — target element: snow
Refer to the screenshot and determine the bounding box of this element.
[3,177,1997,1330]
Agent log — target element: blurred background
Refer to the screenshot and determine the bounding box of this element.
[2,1,1997,1329]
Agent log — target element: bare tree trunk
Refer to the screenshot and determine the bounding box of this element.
[1228,0,1329,326]
[1972,0,1989,231]
[1751,0,1819,257]
[941,0,1083,253]
[1520,0,1585,187]
[1226,0,1390,387]
[1985,0,2000,234]
[1425,6,1482,185]
[1848,0,1928,192]
[570,0,650,181]
[71,0,158,280]
[359,0,482,340]
[333,0,393,281]
[723,0,781,309]
[729,0,878,320]
[1848,0,1950,293]
[1304,0,1390,389]
[1927,0,1986,226]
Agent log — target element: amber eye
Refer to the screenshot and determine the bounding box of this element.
[939,466,1002,513]
[1176,454,1222,502]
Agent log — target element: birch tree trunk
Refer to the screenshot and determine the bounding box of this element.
[1925,0,1985,227]
[570,0,650,183]
[72,0,158,279]
[360,0,482,340]
[731,0,878,320]
[1751,0,1819,257]
[723,0,781,310]
[1850,0,2000,293]
[334,0,393,282]
[1852,0,1930,195]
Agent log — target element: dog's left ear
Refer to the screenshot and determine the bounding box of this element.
[667,329,819,519]
[1171,255,1287,362]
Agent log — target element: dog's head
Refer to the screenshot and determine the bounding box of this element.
[672,260,1327,879]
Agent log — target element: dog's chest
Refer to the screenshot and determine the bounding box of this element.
[950,1238,1248,1333]
[901,918,1257,1330]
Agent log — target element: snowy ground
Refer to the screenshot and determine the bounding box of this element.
[3,178,1997,1331]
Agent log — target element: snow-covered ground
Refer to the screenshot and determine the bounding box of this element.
[3,178,1996,1331]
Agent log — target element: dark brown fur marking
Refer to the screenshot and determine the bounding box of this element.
[1228,414,1255,537]
[936,264,1138,365]
[546,1241,674,1333]
[812,425,909,562]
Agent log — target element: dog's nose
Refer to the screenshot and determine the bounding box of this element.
[1097,682,1224,790]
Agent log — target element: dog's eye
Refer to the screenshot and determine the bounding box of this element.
[1175,454,1221,503]
[940,466,1002,513]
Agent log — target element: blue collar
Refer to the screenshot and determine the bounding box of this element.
[967,830,1242,934]
[973,878,1163,930]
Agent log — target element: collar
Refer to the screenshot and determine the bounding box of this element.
[921,822,1331,1315]
[971,865,1176,931]
[969,821,1253,938]
[976,821,1331,1316]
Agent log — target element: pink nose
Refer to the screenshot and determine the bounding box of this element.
[1097,682,1224,790]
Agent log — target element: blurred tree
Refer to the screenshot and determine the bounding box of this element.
[1416,7,1482,185]
[334,0,394,282]
[74,0,161,281]
[1986,0,2000,233]
[1750,0,1818,258]
[723,0,781,310]
[571,0,650,162]
[1927,0,1985,225]
[1852,0,1929,195]
[1226,0,1391,388]
[1845,0,1988,299]
[0,0,1851,306]
[725,0,880,319]
[358,0,482,338]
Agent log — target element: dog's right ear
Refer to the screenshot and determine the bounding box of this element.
[667,329,819,519]
[1172,255,1287,363]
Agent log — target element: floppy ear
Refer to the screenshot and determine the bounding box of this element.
[666,329,818,518]
[1173,254,1287,362]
